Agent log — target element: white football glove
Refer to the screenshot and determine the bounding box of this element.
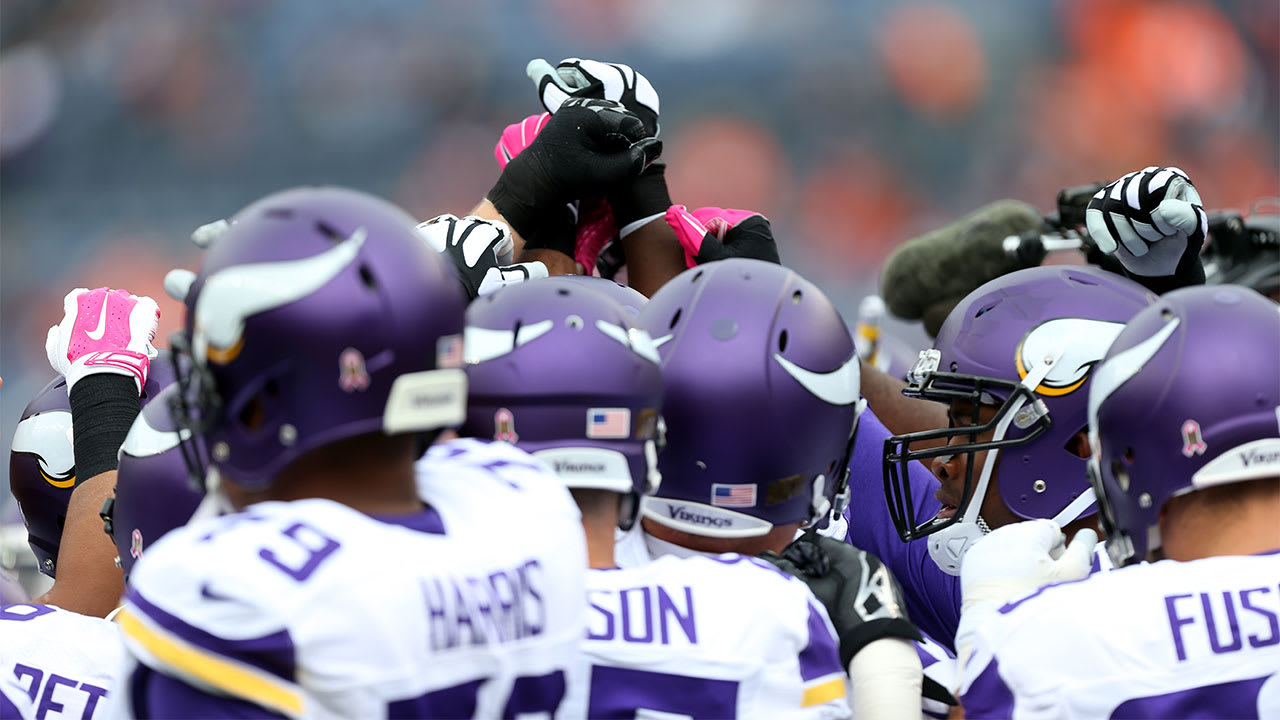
[1085,166,1208,277]
[527,57,660,137]
[46,287,160,394]
[417,214,547,300]
[959,519,1097,614]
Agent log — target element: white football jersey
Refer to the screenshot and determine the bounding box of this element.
[2,673,38,720]
[559,553,849,719]
[0,604,123,719]
[116,438,586,719]
[957,551,1280,718]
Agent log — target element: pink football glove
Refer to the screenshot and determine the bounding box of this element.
[494,113,552,170]
[45,287,160,394]
[665,205,780,268]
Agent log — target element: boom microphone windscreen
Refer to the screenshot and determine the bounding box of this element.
[880,200,1044,335]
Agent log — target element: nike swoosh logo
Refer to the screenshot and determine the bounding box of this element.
[773,353,861,406]
[200,583,234,601]
[84,300,110,340]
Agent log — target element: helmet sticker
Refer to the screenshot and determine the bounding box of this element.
[1180,419,1207,458]
[1014,318,1126,396]
[711,483,757,508]
[338,347,370,393]
[494,408,519,443]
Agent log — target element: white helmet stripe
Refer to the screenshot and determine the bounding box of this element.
[772,353,861,406]
[194,228,367,359]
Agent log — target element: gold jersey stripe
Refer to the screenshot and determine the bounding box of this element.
[801,676,847,707]
[116,608,305,718]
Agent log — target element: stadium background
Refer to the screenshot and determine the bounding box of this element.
[1,0,1276,533]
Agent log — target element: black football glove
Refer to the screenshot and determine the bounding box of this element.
[486,98,660,242]
[760,531,921,670]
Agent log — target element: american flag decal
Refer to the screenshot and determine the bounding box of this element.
[437,334,463,369]
[586,408,631,439]
[711,483,757,508]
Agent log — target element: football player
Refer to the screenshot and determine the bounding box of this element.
[2,286,163,719]
[630,257,929,717]
[111,187,587,718]
[9,346,173,616]
[860,167,1210,651]
[955,284,1280,717]
[462,275,854,718]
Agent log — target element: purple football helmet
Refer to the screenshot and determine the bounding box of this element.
[635,259,862,538]
[9,357,176,577]
[176,187,467,490]
[544,275,648,318]
[1089,285,1280,567]
[461,277,663,530]
[101,383,206,581]
[883,266,1157,574]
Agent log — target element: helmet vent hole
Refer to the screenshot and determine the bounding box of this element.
[557,288,570,296]
[513,320,523,339]
[316,221,344,241]
[358,265,377,290]
[1068,274,1099,286]
[778,330,789,352]
[975,302,999,318]
[266,208,293,219]
[791,290,802,304]
[692,271,704,283]
[669,308,682,329]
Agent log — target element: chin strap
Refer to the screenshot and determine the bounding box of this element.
[928,347,1062,576]
[1051,487,1097,527]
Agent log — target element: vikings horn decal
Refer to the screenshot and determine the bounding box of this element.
[11,411,75,488]
[594,320,661,365]
[119,414,191,458]
[194,228,368,365]
[463,321,555,364]
[772,354,861,406]
[1015,318,1127,397]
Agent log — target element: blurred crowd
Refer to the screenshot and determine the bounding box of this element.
[2,0,1277,515]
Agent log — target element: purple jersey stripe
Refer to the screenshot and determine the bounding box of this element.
[1110,674,1272,719]
[798,601,844,682]
[958,656,1015,719]
[133,663,288,719]
[126,590,297,683]
[843,406,961,650]
[997,574,1092,615]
